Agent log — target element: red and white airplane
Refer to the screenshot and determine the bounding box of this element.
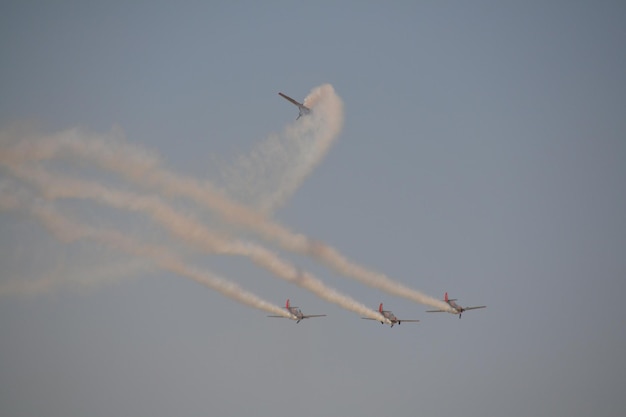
[426,292,486,319]
[278,92,311,120]
[362,303,420,328]
[267,299,326,323]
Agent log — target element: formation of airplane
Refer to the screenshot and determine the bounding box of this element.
[267,299,326,323]
[267,293,486,327]
[278,92,311,120]
[426,292,487,319]
[361,303,420,328]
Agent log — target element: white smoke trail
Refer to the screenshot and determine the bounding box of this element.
[221,84,344,214]
[2,163,388,322]
[0,185,295,319]
[0,123,452,313]
[0,258,152,297]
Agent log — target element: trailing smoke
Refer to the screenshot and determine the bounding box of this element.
[1,164,387,322]
[220,84,344,214]
[0,83,451,314]
[0,185,294,319]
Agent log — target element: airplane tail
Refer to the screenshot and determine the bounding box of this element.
[443,292,457,302]
[379,303,383,313]
[286,299,290,309]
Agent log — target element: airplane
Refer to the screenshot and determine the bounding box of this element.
[278,92,311,120]
[267,299,326,323]
[426,292,486,319]
[361,303,420,328]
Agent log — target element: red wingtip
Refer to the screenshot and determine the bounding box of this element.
[379,303,383,313]
[444,292,448,302]
[286,299,290,308]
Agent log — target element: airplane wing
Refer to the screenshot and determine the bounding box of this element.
[464,306,487,311]
[267,315,288,318]
[399,319,420,322]
[426,309,447,313]
[302,314,327,319]
[278,92,311,120]
[361,317,379,320]
[278,92,304,107]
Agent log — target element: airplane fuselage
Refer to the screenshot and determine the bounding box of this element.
[444,300,474,318]
[288,307,304,323]
[447,300,462,313]
[380,311,401,327]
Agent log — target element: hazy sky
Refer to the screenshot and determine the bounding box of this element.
[1,2,625,417]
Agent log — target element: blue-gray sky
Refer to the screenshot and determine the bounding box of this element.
[1,2,625,416]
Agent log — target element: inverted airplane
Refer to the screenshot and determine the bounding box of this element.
[278,92,311,120]
[267,299,326,323]
[426,292,486,319]
[361,303,420,328]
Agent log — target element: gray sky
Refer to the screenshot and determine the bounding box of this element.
[1,1,625,416]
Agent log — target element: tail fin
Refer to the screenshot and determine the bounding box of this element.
[444,292,448,302]
[286,299,290,309]
[379,303,384,313]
